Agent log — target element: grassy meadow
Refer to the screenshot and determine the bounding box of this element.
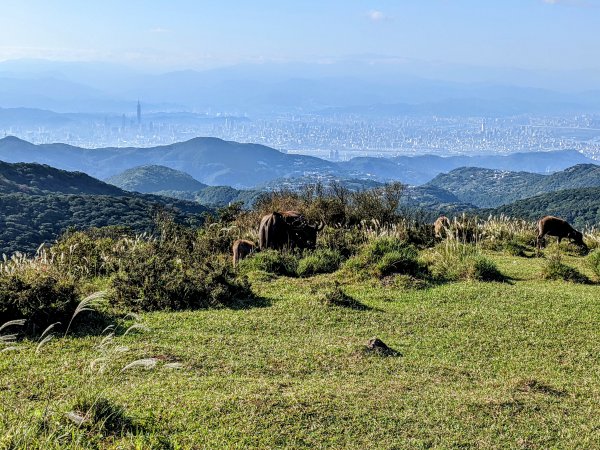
[2,239,600,448]
[2,186,600,449]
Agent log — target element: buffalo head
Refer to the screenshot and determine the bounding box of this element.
[282,211,325,250]
[569,230,588,251]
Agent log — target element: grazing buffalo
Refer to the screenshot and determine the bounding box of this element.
[536,215,587,251]
[232,239,256,267]
[259,211,324,250]
[434,215,451,238]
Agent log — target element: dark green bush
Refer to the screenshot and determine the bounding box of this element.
[503,240,528,257]
[0,268,79,331]
[297,249,343,277]
[588,250,600,279]
[109,214,254,312]
[237,250,299,277]
[51,229,123,279]
[403,223,437,249]
[346,237,423,278]
[111,247,251,312]
[479,234,530,256]
[317,227,365,258]
[470,256,506,281]
[375,249,421,278]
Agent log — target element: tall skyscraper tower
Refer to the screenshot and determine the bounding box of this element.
[137,100,141,125]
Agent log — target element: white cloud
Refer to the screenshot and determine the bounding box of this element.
[367,10,390,22]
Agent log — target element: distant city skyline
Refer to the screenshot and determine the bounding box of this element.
[1,0,600,71]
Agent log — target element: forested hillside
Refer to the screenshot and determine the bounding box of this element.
[428,164,600,207]
[0,161,209,254]
[490,187,600,229]
[0,160,127,196]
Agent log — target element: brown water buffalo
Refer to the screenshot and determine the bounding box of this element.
[434,215,451,238]
[259,211,324,250]
[536,216,587,251]
[232,239,256,267]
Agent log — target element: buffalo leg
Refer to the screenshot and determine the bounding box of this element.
[536,233,546,250]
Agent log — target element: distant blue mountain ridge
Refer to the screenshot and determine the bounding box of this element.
[0,136,595,188]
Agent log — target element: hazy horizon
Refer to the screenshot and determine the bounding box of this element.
[2,1,600,158]
[2,0,600,73]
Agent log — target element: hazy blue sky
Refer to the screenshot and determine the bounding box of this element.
[1,0,599,70]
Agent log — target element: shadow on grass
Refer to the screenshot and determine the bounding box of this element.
[67,396,175,448]
[70,396,142,436]
[312,282,375,311]
[226,294,273,310]
[2,309,118,340]
[64,310,118,338]
[514,379,567,397]
[326,295,373,311]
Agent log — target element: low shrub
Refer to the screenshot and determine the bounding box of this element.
[112,249,251,312]
[237,250,299,277]
[376,249,421,278]
[51,229,122,279]
[481,237,529,257]
[426,242,505,282]
[403,224,437,249]
[588,249,600,279]
[541,254,589,283]
[345,237,423,278]
[503,240,528,257]
[317,227,365,258]
[297,249,343,277]
[0,266,79,332]
[468,256,506,281]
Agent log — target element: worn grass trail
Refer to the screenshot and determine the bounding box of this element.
[2,252,600,448]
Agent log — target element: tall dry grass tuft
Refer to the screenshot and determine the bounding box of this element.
[36,322,61,354]
[64,291,107,337]
[583,226,600,251]
[479,215,537,249]
[0,319,25,347]
[1,299,164,446]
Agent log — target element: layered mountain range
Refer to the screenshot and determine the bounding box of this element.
[0,136,594,188]
[1,136,600,254]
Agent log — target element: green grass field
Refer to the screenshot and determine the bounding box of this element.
[2,250,600,449]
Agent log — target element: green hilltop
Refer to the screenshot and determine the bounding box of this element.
[106,165,208,193]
